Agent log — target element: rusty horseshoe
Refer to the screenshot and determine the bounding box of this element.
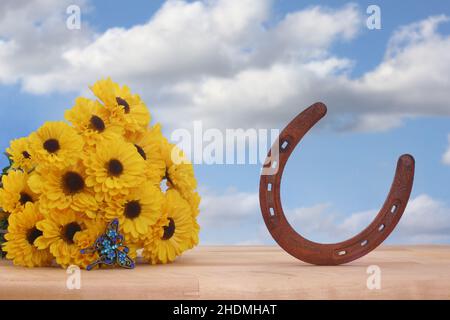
[259,102,415,265]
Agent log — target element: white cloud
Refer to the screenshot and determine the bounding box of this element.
[0,0,92,85]
[198,187,259,226]
[1,1,449,133]
[0,0,363,127]
[199,188,450,244]
[282,204,379,243]
[443,134,450,165]
[286,203,339,242]
[16,0,273,93]
[339,15,450,125]
[302,194,450,244]
[19,1,361,95]
[395,194,450,243]
[197,186,273,245]
[168,13,450,131]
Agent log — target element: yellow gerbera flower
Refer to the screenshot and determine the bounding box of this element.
[126,243,141,261]
[183,191,201,248]
[125,125,165,184]
[28,162,98,218]
[35,209,101,269]
[0,170,37,214]
[190,218,200,248]
[6,137,35,172]
[65,97,123,147]
[161,139,197,199]
[90,78,150,135]
[160,140,200,247]
[2,203,53,267]
[1,79,201,269]
[28,121,84,169]
[104,182,163,241]
[188,191,201,218]
[83,138,146,201]
[143,189,197,264]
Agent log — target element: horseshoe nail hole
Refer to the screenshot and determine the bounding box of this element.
[267,183,272,191]
[281,140,289,150]
[378,224,385,232]
[337,250,347,256]
[391,204,398,214]
[361,240,368,247]
[269,207,275,216]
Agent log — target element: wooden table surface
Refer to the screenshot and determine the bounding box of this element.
[1,245,449,300]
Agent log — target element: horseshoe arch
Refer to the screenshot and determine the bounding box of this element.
[259,102,415,265]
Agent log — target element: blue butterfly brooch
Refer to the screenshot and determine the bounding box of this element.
[80,219,135,270]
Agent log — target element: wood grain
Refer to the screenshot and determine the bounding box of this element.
[1,245,449,300]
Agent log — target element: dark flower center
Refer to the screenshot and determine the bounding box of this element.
[63,222,82,244]
[90,115,106,132]
[19,192,33,205]
[162,218,176,240]
[107,159,124,177]
[22,151,31,159]
[116,97,130,114]
[124,201,141,219]
[63,171,85,194]
[27,227,43,245]
[163,171,173,186]
[135,144,147,160]
[43,139,60,153]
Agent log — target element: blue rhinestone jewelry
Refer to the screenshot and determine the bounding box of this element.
[80,219,136,270]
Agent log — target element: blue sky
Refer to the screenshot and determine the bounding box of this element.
[1,0,450,245]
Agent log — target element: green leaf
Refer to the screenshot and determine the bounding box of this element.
[0,217,7,259]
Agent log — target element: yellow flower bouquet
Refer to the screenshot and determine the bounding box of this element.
[0,78,200,269]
